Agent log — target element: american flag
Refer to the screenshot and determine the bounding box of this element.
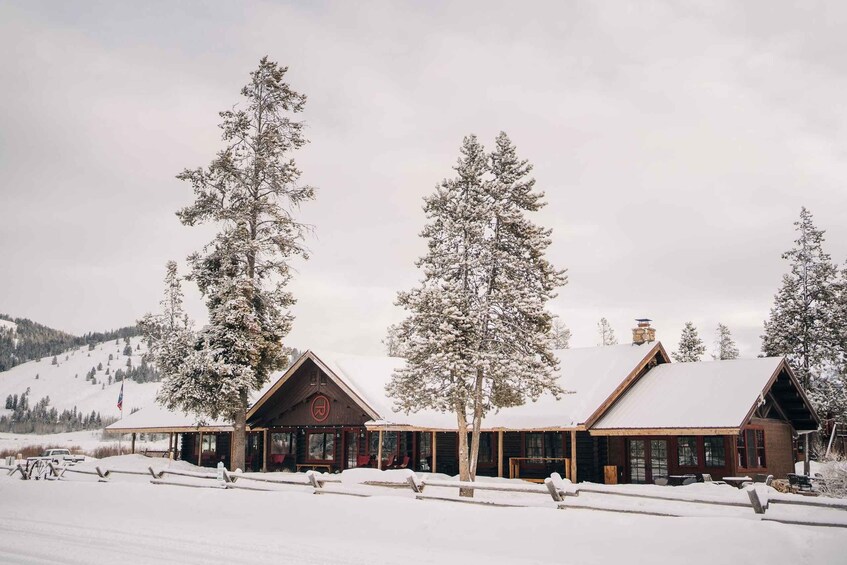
[117,380,124,411]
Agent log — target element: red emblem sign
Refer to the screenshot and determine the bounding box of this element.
[310,395,330,422]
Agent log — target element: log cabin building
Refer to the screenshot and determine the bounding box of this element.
[107,321,819,484]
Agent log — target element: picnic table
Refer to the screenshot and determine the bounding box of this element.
[296,463,332,473]
[722,476,753,488]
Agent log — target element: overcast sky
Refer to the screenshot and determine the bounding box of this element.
[1,1,846,358]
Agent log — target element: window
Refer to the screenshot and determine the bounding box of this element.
[271,432,296,455]
[201,434,216,453]
[525,433,544,462]
[650,440,668,478]
[704,437,725,467]
[368,432,398,458]
[629,439,646,483]
[677,436,698,466]
[307,432,335,461]
[468,433,494,464]
[738,429,766,469]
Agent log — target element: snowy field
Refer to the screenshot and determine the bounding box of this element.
[0,430,166,455]
[1,458,846,565]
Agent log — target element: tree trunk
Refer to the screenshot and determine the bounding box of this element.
[456,407,472,497]
[231,400,247,472]
[469,368,484,482]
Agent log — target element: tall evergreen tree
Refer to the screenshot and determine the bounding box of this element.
[673,322,705,362]
[145,58,314,471]
[762,207,839,390]
[388,133,566,491]
[550,319,572,349]
[712,323,739,360]
[597,317,618,346]
[382,323,406,357]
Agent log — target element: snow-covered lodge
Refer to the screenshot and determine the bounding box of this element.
[107,322,819,484]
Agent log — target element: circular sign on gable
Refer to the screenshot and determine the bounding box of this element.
[310,395,330,423]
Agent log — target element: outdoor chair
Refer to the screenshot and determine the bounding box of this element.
[384,453,395,469]
[394,455,410,469]
[681,477,697,486]
[654,476,669,486]
[356,455,372,468]
[270,453,286,470]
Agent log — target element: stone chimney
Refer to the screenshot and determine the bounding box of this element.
[632,319,656,345]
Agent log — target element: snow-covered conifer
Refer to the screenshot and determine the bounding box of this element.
[550,319,571,349]
[762,207,839,390]
[712,323,739,360]
[597,318,617,346]
[146,58,314,470]
[388,133,566,490]
[673,322,705,362]
[382,324,406,357]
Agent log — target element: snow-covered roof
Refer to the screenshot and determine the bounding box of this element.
[106,377,277,433]
[106,404,232,432]
[592,357,784,431]
[302,343,662,430]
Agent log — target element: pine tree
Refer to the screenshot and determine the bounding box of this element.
[597,318,618,346]
[673,322,705,362]
[762,207,840,390]
[382,324,406,357]
[550,319,572,349]
[145,58,314,471]
[388,133,566,491]
[713,323,739,360]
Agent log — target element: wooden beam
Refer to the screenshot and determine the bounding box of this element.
[766,391,791,423]
[168,433,174,460]
[497,430,504,478]
[377,429,383,470]
[131,433,136,454]
[432,432,437,473]
[262,429,268,473]
[197,431,203,467]
[570,430,577,483]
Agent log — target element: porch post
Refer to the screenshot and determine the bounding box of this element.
[570,430,578,483]
[804,433,810,476]
[377,429,384,470]
[497,430,504,478]
[197,431,203,466]
[168,432,174,459]
[262,429,268,472]
[432,432,437,473]
[131,433,136,454]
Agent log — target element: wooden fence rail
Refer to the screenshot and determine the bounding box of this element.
[6,461,846,528]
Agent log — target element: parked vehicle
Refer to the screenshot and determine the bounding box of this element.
[38,448,85,464]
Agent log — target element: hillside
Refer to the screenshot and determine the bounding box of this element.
[0,336,160,431]
[0,313,138,372]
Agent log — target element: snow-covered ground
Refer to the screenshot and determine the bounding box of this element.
[0,336,158,418]
[0,458,845,564]
[0,430,167,455]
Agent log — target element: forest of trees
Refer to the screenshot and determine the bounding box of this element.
[0,314,140,372]
[1,390,114,434]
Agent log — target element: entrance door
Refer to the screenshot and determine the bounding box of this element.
[628,439,668,484]
[345,431,359,469]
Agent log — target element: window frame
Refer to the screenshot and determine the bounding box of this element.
[704,436,726,468]
[737,427,767,470]
[676,436,699,467]
[306,430,335,462]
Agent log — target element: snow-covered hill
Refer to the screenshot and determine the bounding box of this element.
[0,319,17,333]
[0,336,159,419]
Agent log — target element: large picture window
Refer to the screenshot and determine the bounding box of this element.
[737,429,766,469]
[368,431,398,458]
[307,432,335,461]
[704,437,725,467]
[271,432,296,455]
[677,436,698,467]
[629,439,646,484]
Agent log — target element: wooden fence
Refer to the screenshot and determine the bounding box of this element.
[3,462,845,528]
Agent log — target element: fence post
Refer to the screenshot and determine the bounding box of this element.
[746,486,767,514]
[545,477,563,502]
